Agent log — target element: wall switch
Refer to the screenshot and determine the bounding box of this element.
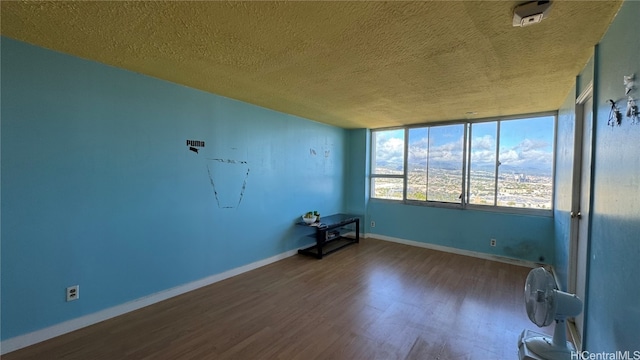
[490,238,497,247]
[371,221,376,228]
[66,285,79,302]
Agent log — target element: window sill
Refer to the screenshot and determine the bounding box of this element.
[370,198,553,217]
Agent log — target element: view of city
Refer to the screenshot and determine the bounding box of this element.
[371,116,555,210]
[372,167,553,209]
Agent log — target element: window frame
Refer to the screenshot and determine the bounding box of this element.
[370,112,557,216]
[370,127,407,201]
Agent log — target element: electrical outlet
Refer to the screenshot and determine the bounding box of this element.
[371,221,376,228]
[66,285,79,302]
[490,238,497,247]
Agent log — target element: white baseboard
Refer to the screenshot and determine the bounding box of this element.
[366,233,541,268]
[0,245,311,355]
[1,236,535,354]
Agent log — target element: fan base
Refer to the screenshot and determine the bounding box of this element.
[518,330,576,360]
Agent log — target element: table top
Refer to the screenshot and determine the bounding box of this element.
[298,213,360,228]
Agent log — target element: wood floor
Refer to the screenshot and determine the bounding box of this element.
[4,238,550,360]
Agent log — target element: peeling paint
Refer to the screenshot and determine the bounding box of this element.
[207,158,248,164]
[237,168,250,208]
[206,165,222,209]
[206,158,250,209]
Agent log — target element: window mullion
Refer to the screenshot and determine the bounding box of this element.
[494,121,501,206]
[462,123,469,206]
[403,128,409,201]
[425,127,431,201]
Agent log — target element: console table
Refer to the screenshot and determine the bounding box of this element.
[297,213,360,259]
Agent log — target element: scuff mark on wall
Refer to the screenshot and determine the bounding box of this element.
[207,158,248,164]
[206,165,222,208]
[237,168,250,208]
[206,158,250,209]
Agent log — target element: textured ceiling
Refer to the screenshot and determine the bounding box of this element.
[1,1,622,129]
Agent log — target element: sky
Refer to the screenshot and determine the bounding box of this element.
[374,116,555,175]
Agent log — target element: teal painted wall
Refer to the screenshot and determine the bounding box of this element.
[368,201,554,264]
[344,129,369,221]
[577,56,595,98]
[0,37,347,340]
[585,1,640,351]
[553,83,577,291]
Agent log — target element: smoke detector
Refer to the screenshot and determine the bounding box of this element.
[513,1,552,27]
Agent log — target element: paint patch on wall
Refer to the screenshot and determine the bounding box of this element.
[206,158,250,209]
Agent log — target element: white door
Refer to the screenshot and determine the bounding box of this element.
[569,86,593,347]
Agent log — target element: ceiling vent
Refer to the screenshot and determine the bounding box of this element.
[512,1,552,27]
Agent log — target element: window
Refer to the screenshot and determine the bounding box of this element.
[468,116,555,209]
[371,129,404,200]
[371,114,556,213]
[467,121,497,205]
[407,124,465,203]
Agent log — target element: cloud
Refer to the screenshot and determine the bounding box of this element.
[470,135,496,166]
[499,139,552,170]
[473,135,495,151]
[375,137,404,168]
[407,138,463,168]
[428,142,463,163]
[470,150,496,166]
[470,136,552,172]
[377,130,552,175]
[516,138,550,152]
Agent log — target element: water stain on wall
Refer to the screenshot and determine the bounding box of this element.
[504,240,545,262]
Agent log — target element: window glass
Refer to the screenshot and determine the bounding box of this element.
[372,129,404,175]
[370,114,555,212]
[407,128,428,200]
[497,116,554,209]
[371,178,404,200]
[426,125,464,202]
[468,122,497,205]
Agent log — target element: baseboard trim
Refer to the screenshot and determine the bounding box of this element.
[0,245,311,355]
[366,233,541,268]
[567,320,583,351]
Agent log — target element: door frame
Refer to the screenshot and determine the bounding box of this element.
[567,81,593,351]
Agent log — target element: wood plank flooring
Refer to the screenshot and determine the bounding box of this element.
[3,238,551,360]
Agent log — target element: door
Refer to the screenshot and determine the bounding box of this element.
[568,85,593,347]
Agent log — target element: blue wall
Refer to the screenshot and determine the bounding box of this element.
[1,37,348,340]
[553,82,577,291]
[368,201,554,264]
[585,0,640,351]
[343,129,369,220]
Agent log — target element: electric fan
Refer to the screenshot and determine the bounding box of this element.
[518,267,583,360]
